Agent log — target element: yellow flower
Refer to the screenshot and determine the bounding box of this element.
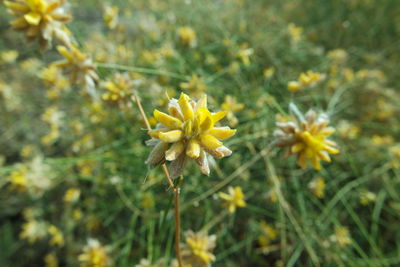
[218,186,246,213]
[182,230,216,266]
[359,191,377,205]
[4,0,72,50]
[8,167,28,192]
[287,23,303,44]
[179,75,208,97]
[273,103,340,170]
[288,71,325,92]
[20,219,48,243]
[78,239,110,267]
[308,177,325,198]
[258,221,277,248]
[263,67,275,79]
[177,26,197,47]
[64,188,80,203]
[221,95,244,127]
[48,225,64,247]
[101,72,137,106]
[44,253,58,267]
[103,5,119,29]
[1,50,19,63]
[236,44,253,66]
[146,93,236,178]
[330,226,351,248]
[53,45,98,95]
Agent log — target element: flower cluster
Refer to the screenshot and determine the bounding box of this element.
[273,103,340,170]
[288,70,325,92]
[218,186,246,213]
[146,93,236,178]
[181,230,216,266]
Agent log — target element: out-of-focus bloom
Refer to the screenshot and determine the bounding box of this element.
[64,188,80,203]
[4,0,72,50]
[40,64,69,90]
[53,45,98,95]
[308,177,326,198]
[135,258,168,267]
[180,75,208,97]
[177,26,197,47]
[48,225,64,247]
[20,219,48,243]
[221,95,244,127]
[263,67,275,79]
[140,192,155,208]
[44,253,58,267]
[371,135,393,147]
[359,191,377,205]
[101,72,138,107]
[236,44,253,66]
[330,226,351,248]
[273,103,340,170]
[146,93,236,178]
[287,23,303,44]
[181,230,216,266]
[390,144,400,168]
[78,239,110,267]
[258,221,277,248]
[1,50,19,63]
[288,71,325,92]
[103,5,119,29]
[337,120,360,140]
[218,186,246,213]
[327,49,348,65]
[8,157,55,196]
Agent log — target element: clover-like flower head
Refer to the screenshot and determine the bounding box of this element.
[146,93,236,178]
[273,103,339,170]
[181,230,216,266]
[4,0,72,50]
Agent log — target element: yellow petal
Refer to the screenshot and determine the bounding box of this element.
[196,94,207,109]
[211,111,226,123]
[197,108,213,132]
[209,127,236,140]
[56,46,71,60]
[165,141,185,161]
[186,139,201,158]
[24,12,42,26]
[10,17,29,28]
[312,154,321,170]
[178,93,194,121]
[291,143,305,153]
[153,109,183,129]
[200,134,222,150]
[158,130,183,143]
[4,1,30,13]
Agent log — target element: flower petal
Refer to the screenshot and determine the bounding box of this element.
[24,12,42,26]
[186,139,201,158]
[200,134,222,150]
[158,130,183,143]
[153,109,183,129]
[211,111,226,123]
[165,141,185,161]
[209,127,236,140]
[178,93,194,121]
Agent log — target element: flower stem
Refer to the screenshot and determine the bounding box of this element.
[131,92,183,266]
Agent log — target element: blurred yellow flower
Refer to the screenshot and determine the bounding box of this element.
[258,221,277,248]
[359,191,377,205]
[263,67,275,79]
[54,45,98,94]
[180,75,208,97]
[64,188,81,203]
[287,23,303,44]
[182,230,216,266]
[146,93,236,178]
[1,50,19,63]
[218,186,246,213]
[101,72,137,107]
[44,253,58,267]
[236,44,253,66]
[78,239,110,267]
[330,226,351,248]
[48,225,64,247]
[4,0,72,50]
[103,5,119,29]
[8,167,28,192]
[308,177,326,198]
[274,103,340,170]
[221,95,244,127]
[288,70,325,92]
[20,219,48,243]
[177,26,197,47]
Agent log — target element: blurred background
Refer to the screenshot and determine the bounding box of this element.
[0,0,399,266]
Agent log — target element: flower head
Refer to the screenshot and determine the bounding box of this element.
[308,177,326,198]
[221,95,244,127]
[288,70,325,92]
[218,186,246,213]
[54,45,98,95]
[101,72,138,107]
[177,26,197,47]
[103,5,119,30]
[179,74,208,97]
[181,230,216,266]
[146,93,236,178]
[78,239,110,267]
[273,103,340,170]
[4,0,72,50]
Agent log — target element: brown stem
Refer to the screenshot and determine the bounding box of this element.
[132,92,183,266]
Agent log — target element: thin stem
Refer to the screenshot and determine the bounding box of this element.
[96,62,188,81]
[131,92,183,267]
[174,187,183,267]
